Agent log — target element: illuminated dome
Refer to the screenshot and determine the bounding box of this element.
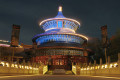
[31,6,91,69]
[40,6,80,33]
[32,6,88,46]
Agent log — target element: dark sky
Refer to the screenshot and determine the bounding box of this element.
[0,0,120,44]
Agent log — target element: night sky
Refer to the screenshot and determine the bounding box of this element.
[0,0,120,44]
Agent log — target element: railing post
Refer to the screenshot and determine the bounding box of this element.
[17,58,19,73]
[89,62,91,75]
[76,63,80,75]
[94,60,96,74]
[23,59,25,74]
[118,53,120,68]
[8,56,11,73]
[17,58,19,67]
[32,63,34,74]
[108,56,110,68]
[100,58,102,68]
[28,61,30,74]
[39,63,44,74]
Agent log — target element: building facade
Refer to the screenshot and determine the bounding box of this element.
[32,6,91,70]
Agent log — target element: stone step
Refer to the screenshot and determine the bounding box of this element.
[46,70,74,75]
[53,69,66,75]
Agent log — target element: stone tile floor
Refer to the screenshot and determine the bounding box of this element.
[0,75,119,80]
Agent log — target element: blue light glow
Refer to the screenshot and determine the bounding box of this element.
[58,21,63,28]
[36,34,84,45]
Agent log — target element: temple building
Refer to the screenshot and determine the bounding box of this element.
[32,6,92,70]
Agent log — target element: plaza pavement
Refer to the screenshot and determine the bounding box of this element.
[0,74,120,80]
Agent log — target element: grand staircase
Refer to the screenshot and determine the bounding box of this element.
[46,69,74,75]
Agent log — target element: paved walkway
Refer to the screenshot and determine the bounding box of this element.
[0,75,120,80]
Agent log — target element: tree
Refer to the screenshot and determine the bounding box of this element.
[108,29,120,62]
[87,38,104,64]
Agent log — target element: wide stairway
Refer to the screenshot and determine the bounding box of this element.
[46,69,74,75]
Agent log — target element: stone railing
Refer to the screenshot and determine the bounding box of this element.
[43,65,48,74]
[72,53,120,75]
[0,61,48,75]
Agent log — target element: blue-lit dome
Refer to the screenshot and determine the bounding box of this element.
[33,6,88,46]
[32,6,91,67]
[39,6,80,33]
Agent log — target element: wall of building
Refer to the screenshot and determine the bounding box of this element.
[0,46,24,57]
[72,53,120,75]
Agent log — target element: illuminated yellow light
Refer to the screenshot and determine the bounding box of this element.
[81,68,83,70]
[84,68,86,70]
[114,63,118,67]
[95,66,98,69]
[19,65,21,68]
[6,63,9,67]
[110,64,113,68]
[90,67,92,69]
[73,66,76,69]
[97,66,100,69]
[1,62,5,66]
[90,67,94,70]
[27,66,29,69]
[105,65,107,68]
[101,65,105,69]
[29,67,32,69]
[87,67,89,70]
[59,6,62,12]
[40,18,80,25]
[18,45,23,48]
[15,64,18,68]
[11,64,14,67]
[43,65,48,74]
[33,68,38,70]
[25,66,27,69]
[22,66,24,68]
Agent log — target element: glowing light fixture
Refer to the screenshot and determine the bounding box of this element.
[59,6,62,12]
[6,63,9,67]
[114,63,118,67]
[45,27,75,33]
[110,64,113,68]
[105,65,107,68]
[1,62,5,66]
[40,18,80,26]
[87,67,89,70]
